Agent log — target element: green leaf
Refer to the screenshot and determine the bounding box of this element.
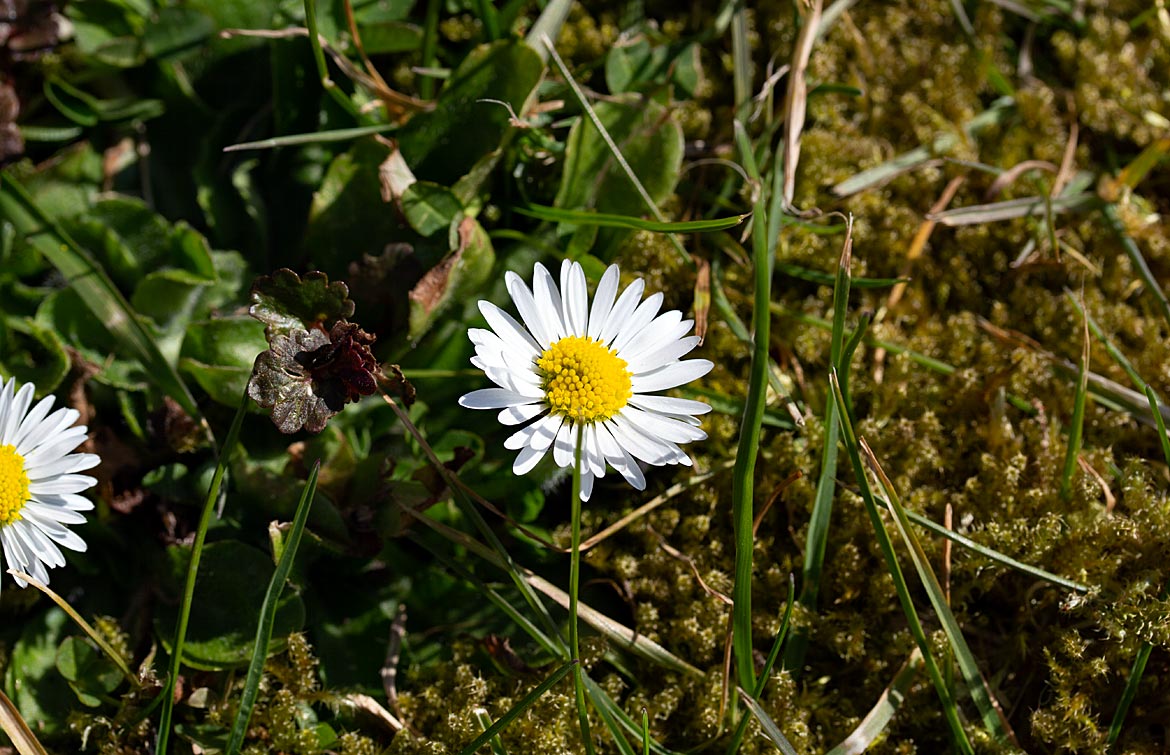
[157,541,306,670]
[457,661,576,755]
[0,172,203,422]
[248,268,355,341]
[401,181,463,237]
[227,464,321,754]
[55,637,122,708]
[554,98,684,256]
[408,216,496,340]
[0,316,69,392]
[3,608,71,736]
[357,20,423,54]
[304,139,404,260]
[397,40,544,184]
[142,7,216,58]
[605,36,663,94]
[180,316,268,407]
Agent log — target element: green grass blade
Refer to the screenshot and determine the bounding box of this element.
[829,370,974,754]
[859,439,1014,745]
[641,708,650,755]
[930,192,1098,226]
[1060,305,1091,500]
[457,661,577,755]
[825,649,922,755]
[776,261,904,288]
[515,204,748,233]
[304,0,365,119]
[1101,203,1170,329]
[1107,385,1170,745]
[730,118,772,692]
[889,505,1090,593]
[473,708,509,755]
[226,463,321,755]
[736,690,799,755]
[789,227,852,670]
[155,396,248,754]
[0,172,204,426]
[1064,291,1146,392]
[832,98,1014,197]
[473,0,501,40]
[525,0,572,62]
[727,574,796,755]
[223,124,397,152]
[581,673,688,755]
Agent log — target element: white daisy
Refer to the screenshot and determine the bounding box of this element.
[0,377,98,591]
[459,261,714,501]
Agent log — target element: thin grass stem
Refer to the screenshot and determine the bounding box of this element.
[1061,304,1091,500]
[155,394,248,755]
[226,463,321,755]
[730,119,771,692]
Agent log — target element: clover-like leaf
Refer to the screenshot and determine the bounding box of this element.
[249,269,356,341]
[247,322,380,434]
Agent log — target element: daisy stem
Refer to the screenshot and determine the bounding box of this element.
[569,429,595,755]
[155,395,248,755]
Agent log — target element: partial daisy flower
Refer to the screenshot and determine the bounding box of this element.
[0,377,98,591]
[460,261,713,500]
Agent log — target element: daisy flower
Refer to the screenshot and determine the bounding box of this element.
[0,377,98,591]
[460,261,713,500]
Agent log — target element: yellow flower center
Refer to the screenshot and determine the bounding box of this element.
[0,444,31,526]
[537,336,632,423]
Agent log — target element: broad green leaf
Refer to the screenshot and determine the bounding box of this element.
[304,139,405,260]
[156,541,306,670]
[397,40,544,184]
[55,637,122,708]
[401,181,463,237]
[554,98,683,257]
[0,317,69,392]
[4,608,71,736]
[358,21,423,54]
[1,173,203,420]
[143,7,216,59]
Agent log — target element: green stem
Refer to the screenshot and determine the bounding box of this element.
[419,0,441,100]
[155,395,248,754]
[730,120,770,691]
[570,428,595,754]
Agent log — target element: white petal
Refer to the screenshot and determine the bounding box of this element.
[579,469,595,502]
[596,423,645,490]
[630,359,714,393]
[32,493,95,512]
[619,406,707,444]
[25,453,100,482]
[552,422,578,469]
[12,395,55,451]
[560,260,589,338]
[460,388,542,410]
[498,404,548,426]
[504,413,562,452]
[23,500,88,526]
[607,416,679,466]
[21,507,87,552]
[30,474,97,496]
[609,293,664,354]
[16,522,65,568]
[583,424,605,477]
[478,301,541,357]
[19,428,90,471]
[16,406,79,457]
[626,336,702,374]
[597,278,645,346]
[472,359,543,397]
[0,378,14,442]
[513,444,547,475]
[615,310,685,362]
[586,265,621,340]
[628,395,712,417]
[506,270,556,348]
[1,382,35,446]
[532,263,566,342]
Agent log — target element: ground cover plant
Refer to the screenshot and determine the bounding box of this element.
[1,0,1169,753]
